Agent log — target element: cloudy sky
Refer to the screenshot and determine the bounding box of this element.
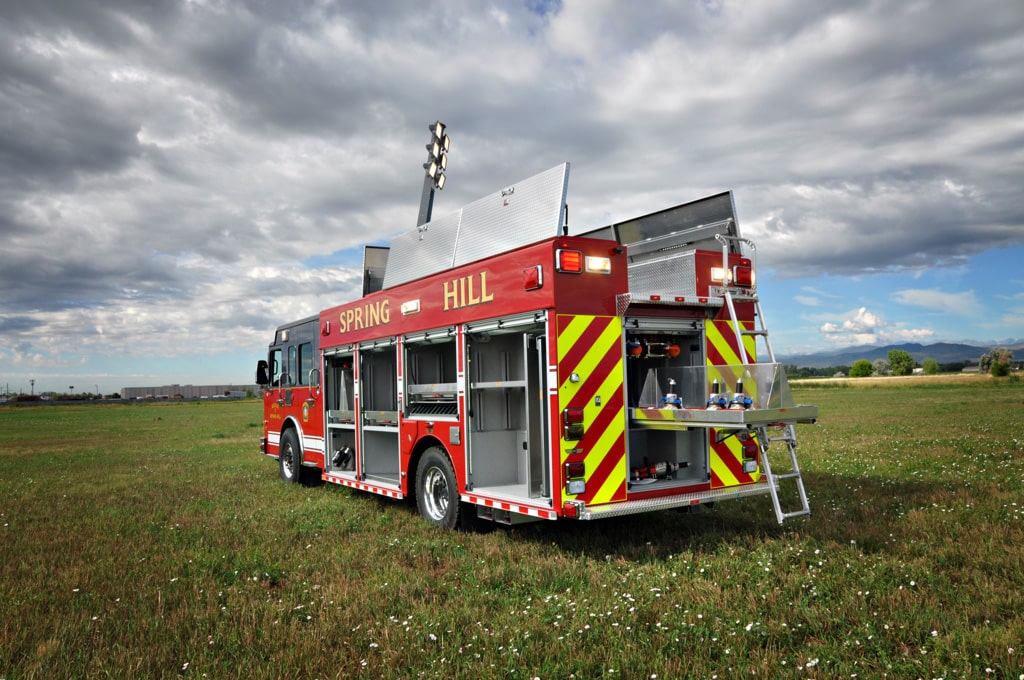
[2,0,1022,395]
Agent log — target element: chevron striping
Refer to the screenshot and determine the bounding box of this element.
[556,315,627,506]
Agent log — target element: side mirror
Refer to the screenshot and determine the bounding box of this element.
[256,360,270,386]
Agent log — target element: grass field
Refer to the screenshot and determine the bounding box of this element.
[1,378,1022,679]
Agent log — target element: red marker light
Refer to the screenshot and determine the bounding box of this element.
[523,265,543,290]
[733,266,754,287]
[556,249,583,273]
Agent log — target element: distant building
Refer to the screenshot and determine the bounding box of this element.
[120,384,259,400]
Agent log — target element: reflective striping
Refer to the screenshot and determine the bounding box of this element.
[707,315,760,487]
[710,433,757,487]
[557,315,627,506]
[556,315,604,376]
[706,319,756,367]
[323,473,403,499]
[463,494,558,520]
[589,429,627,503]
[268,431,324,454]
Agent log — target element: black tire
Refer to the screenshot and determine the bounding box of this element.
[415,447,461,529]
[279,429,302,484]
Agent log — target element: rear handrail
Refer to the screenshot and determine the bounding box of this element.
[714,233,756,284]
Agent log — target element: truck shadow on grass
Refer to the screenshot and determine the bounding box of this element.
[502,470,955,562]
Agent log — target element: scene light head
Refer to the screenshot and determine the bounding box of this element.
[423,120,451,190]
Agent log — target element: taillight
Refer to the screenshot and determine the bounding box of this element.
[563,407,584,440]
[564,461,586,496]
[733,265,754,287]
[556,249,583,273]
[741,433,759,473]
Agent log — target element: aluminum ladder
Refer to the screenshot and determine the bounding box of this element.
[715,234,811,525]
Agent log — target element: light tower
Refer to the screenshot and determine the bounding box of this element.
[417,121,451,226]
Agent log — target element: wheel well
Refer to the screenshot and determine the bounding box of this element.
[280,418,300,456]
[406,436,448,502]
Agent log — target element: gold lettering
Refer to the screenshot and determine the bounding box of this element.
[479,271,494,303]
[338,300,392,334]
[442,272,496,313]
[443,280,458,311]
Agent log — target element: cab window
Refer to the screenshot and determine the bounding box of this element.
[270,348,283,386]
[297,342,313,386]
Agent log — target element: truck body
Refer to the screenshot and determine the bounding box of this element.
[257,163,816,527]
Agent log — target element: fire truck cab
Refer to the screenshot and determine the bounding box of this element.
[258,163,816,528]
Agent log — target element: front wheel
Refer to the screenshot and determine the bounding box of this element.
[416,447,461,529]
[279,429,301,484]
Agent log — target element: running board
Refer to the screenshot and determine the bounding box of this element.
[574,481,777,520]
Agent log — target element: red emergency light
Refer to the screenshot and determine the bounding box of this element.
[556,249,583,273]
[733,258,754,287]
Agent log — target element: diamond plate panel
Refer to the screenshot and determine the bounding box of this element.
[454,163,569,267]
[382,210,462,289]
[627,250,697,297]
[382,164,569,289]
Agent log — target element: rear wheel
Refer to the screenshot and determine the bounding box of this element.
[416,447,460,529]
[279,429,301,483]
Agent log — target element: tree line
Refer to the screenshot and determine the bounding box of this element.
[786,348,1016,379]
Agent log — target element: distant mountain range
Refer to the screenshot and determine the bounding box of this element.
[779,340,1024,369]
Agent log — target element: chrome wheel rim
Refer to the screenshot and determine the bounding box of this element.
[422,466,449,520]
[281,442,295,479]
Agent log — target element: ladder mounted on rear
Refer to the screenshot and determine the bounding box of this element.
[715,234,811,525]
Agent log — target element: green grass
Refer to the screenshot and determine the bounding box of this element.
[1,382,1023,678]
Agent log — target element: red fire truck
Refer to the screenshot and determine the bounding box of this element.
[257,163,816,528]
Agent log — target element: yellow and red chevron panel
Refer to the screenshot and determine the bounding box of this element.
[706,318,756,366]
[709,429,760,488]
[556,315,627,506]
[707,317,760,487]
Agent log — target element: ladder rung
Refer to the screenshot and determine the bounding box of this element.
[781,509,811,519]
[741,329,768,336]
[772,472,802,480]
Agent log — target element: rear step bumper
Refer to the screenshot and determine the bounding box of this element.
[576,480,776,520]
